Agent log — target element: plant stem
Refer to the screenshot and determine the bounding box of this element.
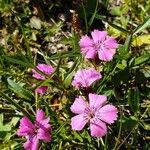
[82,2,88,32]
[89,0,99,26]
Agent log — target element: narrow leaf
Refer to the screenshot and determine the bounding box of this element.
[133,17,150,34]
[7,78,33,101]
[128,87,140,113]
[3,55,33,67]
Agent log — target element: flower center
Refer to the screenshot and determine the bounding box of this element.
[85,107,96,120]
[88,107,96,119]
[95,42,106,51]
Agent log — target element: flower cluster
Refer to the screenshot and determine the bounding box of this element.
[17,30,118,149]
[71,30,118,137]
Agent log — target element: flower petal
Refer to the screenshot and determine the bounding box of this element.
[91,30,107,44]
[38,128,51,142]
[32,69,45,80]
[37,64,54,76]
[90,118,107,137]
[17,117,34,136]
[36,109,46,122]
[35,86,48,95]
[72,69,101,88]
[89,93,107,110]
[98,104,118,124]
[23,138,32,150]
[87,69,102,86]
[81,47,97,59]
[70,96,87,114]
[31,136,39,150]
[32,64,54,80]
[98,47,116,61]
[79,35,96,59]
[79,35,94,48]
[40,118,51,129]
[71,114,88,131]
[104,37,118,49]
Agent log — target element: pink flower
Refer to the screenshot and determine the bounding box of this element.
[79,30,118,61]
[70,93,118,137]
[72,68,102,88]
[17,109,51,150]
[32,64,54,94]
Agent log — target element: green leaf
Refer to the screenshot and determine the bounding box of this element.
[124,34,132,52]
[117,45,131,60]
[139,121,150,131]
[63,58,81,88]
[133,17,150,34]
[131,54,150,67]
[73,131,83,142]
[95,14,130,34]
[0,114,11,132]
[121,116,138,131]
[128,87,140,113]
[7,78,33,100]
[63,72,74,88]
[3,55,33,67]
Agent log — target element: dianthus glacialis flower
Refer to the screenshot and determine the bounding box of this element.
[17,109,51,150]
[72,68,102,88]
[32,64,54,95]
[79,30,118,61]
[71,94,118,137]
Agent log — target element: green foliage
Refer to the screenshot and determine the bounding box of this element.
[0,0,149,149]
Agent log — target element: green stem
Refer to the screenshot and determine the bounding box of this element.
[89,0,99,26]
[113,107,123,150]
[82,2,88,32]
[104,133,108,150]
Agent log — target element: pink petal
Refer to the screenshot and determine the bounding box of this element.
[86,69,102,86]
[32,69,45,80]
[37,64,54,76]
[32,64,54,80]
[79,35,94,48]
[104,37,118,49]
[41,118,51,129]
[17,117,35,136]
[72,69,89,88]
[36,109,46,122]
[98,47,116,61]
[31,136,39,150]
[89,93,107,110]
[70,96,87,114]
[90,118,107,137]
[91,30,107,44]
[71,114,88,131]
[81,47,96,59]
[35,86,48,95]
[79,35,96,59]
[23,138,32,150]
[98,104,118,124]
[38,128,51,142]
